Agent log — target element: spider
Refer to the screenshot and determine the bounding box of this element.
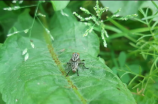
[66,53,88,76]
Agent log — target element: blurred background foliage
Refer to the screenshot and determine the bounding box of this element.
[0,0,158,104]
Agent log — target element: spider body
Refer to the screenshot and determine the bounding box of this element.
[66,53,88,76]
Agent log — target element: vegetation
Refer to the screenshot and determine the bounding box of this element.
[0,0,158,104]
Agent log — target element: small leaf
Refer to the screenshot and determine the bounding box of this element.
[128,65,142,74]
[118,51,126,67]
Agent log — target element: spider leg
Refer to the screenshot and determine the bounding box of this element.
[66,62,71,69]
[77,69,79,76]
[66,70,71,76]
[67,62,71,65]
[66,62,72,76]
[79,62,89,69]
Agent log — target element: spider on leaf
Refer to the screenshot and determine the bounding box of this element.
[66,53,88,76]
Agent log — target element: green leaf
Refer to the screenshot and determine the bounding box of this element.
[118,51,126,67]
[128,65,142,74]
[101,1,143,17]
[0,8,136,104]
[51,1,70,11]
[101,1,158,21]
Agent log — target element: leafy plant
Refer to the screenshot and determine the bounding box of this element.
[1,0,158,104]
[0,1,136,104]
[130,2,158,103]
[101,1,158,103]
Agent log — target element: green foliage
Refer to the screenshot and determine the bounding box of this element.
[102,1,158,103]
[1,0,158,104]
[0,4,136,104]
[73,1,110,47]
[130,2,158,102]
[73,1,138,48]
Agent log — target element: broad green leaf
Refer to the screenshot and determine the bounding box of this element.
[49,9,99,57]
[101,1,143,16]
[0,8,136,104]
[101,1,158,21]
[51,1,70,11]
